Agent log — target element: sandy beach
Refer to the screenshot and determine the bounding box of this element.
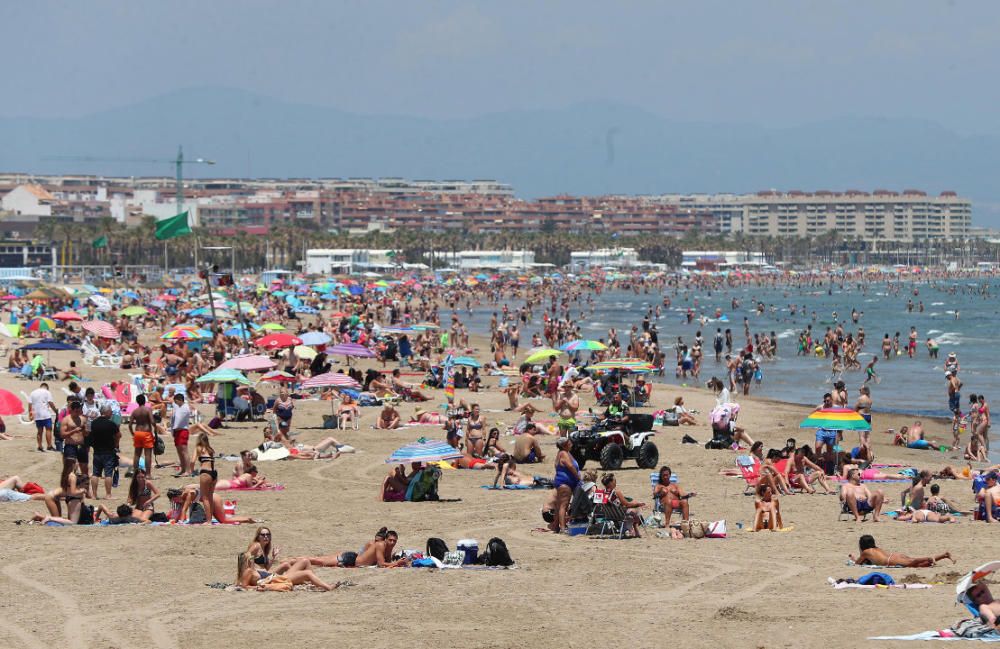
[0,330,986,649]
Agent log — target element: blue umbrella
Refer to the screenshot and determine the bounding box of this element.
[348,285,364,296]
[299,331,332,346]
[385,439,462,464]
[20,340,79,351]
[224,323,260,337]
[319,293,338,301]
[294,306,318,315]
[452,356,481,368]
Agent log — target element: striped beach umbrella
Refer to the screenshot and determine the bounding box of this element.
[560,339,607,352]
[799,407,871,431]
[25,317,57,332]
[385,439,462,465]
[301,372,361,389]
[195,369,251,385]
[219,355,276,372]
[327,343,375,358]
[82,320,119,339]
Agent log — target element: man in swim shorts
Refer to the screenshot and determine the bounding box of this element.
[129,394,156,479]
[841,468,885,522]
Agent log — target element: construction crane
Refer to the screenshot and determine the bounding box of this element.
[44,146,216,219]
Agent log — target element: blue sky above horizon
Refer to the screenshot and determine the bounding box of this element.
[3,1,1000,135]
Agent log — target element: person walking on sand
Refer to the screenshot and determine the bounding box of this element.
[170,393,192,477]
[29,382,56,452]
[129,394,156,479]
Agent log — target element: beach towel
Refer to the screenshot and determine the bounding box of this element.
[481,484,548,490]
[220,484,285,492]
[829,577,932,590]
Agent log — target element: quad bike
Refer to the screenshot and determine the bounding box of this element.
[569,414,659,470]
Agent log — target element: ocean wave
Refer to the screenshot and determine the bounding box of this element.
[931,302,945,306]
[935,333,962,346]
[927,329,942,335]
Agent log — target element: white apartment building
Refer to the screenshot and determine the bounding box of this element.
[637,190,972,242]
[434,250,535,270]
[305,249,370,275]
[569,248,640,270]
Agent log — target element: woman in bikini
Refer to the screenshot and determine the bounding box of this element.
[465,404,486,456]
[337,394,359,430]
[483,427,507,458]
[601,472,646,537]
[848,534,953,567]
[237,530,338,591]
[126,469,160,522]
[192,433,218,524]
[753,481,784,531]
[492,454,535,488]
[653,466,695,526]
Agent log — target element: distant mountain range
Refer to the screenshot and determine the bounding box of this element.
[2,86,999,225]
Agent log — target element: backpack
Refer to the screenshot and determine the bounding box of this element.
[188,502,207,524]
[480,537,513,567]
[426,537,448,561]
[78,504,95,526]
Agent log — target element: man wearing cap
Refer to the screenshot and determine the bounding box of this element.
[947,370,963,419]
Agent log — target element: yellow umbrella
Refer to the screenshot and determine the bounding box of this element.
[294,345,317,360]
[524,347,565,364]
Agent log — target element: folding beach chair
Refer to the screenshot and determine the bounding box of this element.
[736,455,761,495]
[839,498,870,522]
[586,490,628,539]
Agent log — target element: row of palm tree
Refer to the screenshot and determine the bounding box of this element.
[31,218,1000,272]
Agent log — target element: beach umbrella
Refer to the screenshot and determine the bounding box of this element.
[385,439,462,464]
[301,372,361,389]
[0,323,18,338]
[51,311,83,322]
[255,333,302,349]
[0,388,24,415]
[25,317,57,333]
[560,339,607,352]
[260,323,286,331]
[20,340,78,351]
[799,407,871,432]
[224,323,260,337]
[89,295,112,312]
[257,370,296,384]
[294,306,319,315]
[160,328,204,340]
[956,561,1000,608]
[82,320,119,339]
[327,343,375,358]
[119,306,149,317]
[195,368,251,385]
[586,359,655,373]
[451,356,481,368]
[412,322,439,330]
[219,355,276,372]
[293,345,317,360]
[380,326,416,335]
[524,347,565,364]
[298,331,332,346]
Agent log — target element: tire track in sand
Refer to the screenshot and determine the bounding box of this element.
[2,559,86,649]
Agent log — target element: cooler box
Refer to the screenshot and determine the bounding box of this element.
[457,539,478,564]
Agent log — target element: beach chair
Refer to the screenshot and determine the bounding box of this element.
[736,455,761,495]
[839,498,870,522]
[647,472,685,526]
[586,490,628,539]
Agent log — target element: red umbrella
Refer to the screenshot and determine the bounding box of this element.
[254,333,303,349]
[82,320,120,339]
[0,388,25,415]
[51,311,83,322]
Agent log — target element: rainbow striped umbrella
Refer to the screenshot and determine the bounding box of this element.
[560,339,608,352]
[586,359,655,373]
[25,317,57,332]
[799,407,871,431]
[301,372,361,389]
[161,328,206,340]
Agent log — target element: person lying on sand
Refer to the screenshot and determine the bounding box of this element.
[895,508,956,523]
[848,534,953,567]
[306,527,409,568]
[493,455,535,488]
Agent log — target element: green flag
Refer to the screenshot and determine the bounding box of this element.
[154,211,191,241]
[92,235,108,249]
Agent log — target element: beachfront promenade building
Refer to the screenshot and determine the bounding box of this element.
[645,190,971,243]
[569,248,641,270]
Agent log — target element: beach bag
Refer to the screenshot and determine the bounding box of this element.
[661,411,680,427]
[705,520,727,538]
[153,431,165,456]
[480,537,513,567]
[443,551,465,567]
[680,520,707,539]
[857,572,894,586]
[426,537,448,561]
[188,502,207,524]
[952,618,999,639]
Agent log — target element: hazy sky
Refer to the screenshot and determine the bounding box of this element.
[2,1,999,133]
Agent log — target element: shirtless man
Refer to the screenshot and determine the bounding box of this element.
[901,469,932,509]
[947,370,963,421]
[60,400,89,493]
[308,528,409,568]
[552,382,579,437]
[967,583,1000,626]
[376,404,400,430]
[512,431,545,464]
[129,394,156,479]
[849,534,952,567]
[841,468,885,522]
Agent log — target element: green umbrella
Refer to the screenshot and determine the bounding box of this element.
[195,369,251,385]
[524,347,565,364]
[118,306,149,317]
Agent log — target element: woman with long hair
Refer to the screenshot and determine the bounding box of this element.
[126,468,160,522]
[191,433,217,524]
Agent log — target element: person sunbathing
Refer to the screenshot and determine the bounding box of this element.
[753,481,784,532]
[237,550,338,591]
[409,407,445,425]
[381,465,410,502]
[848,534,953,567]
[337,395,360,430]
[925,484,963,513]
[764,451,794,495]
[512,430,545,463]
[492,455,535,488]
[787,445,834,494]
[600,472,646,537]
[375,404,401,430]
[837,456,904,481]
[307,527,409,568]
[653,466,695,525]
[895,508,957,523]
[215,466,272,490]
[672,396,698,426]
[0,475,59,515]
[840,468,886,522]
[966,583,1000,626]
[286,437,351,460]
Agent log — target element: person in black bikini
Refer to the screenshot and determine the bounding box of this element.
[191,433,217,524]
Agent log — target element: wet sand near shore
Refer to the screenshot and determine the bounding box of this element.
[0,334,986,649]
